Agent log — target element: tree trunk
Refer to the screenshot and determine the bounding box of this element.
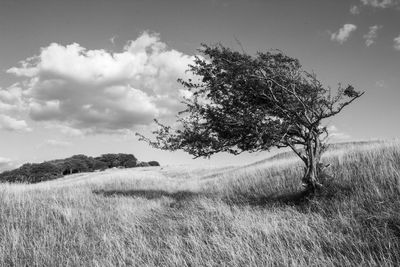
[302,155,320,191]
[301,133,323,192]
[286,130,326,193]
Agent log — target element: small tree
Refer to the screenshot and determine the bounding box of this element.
[137,45,363,191]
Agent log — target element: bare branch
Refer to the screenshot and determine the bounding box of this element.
[322,91,365,119]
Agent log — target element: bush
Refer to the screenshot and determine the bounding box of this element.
[137,162,150,167]
[124,159,137,168]
[96,153,138,168]
[148,161,160,166]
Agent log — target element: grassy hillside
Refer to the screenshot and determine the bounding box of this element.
[0,141,399,266]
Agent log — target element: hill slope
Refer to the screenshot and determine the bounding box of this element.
[0,141,399,266]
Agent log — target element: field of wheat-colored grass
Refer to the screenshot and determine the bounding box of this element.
[0,141,399,266]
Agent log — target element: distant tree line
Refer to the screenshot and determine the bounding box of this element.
[0,154,160,183]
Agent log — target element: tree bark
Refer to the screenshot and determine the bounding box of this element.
[301,132,323,192]
[302,157,319,190]
[286,130,326,193]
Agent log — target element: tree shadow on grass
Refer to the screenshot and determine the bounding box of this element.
[225,182,355,207]
[93,182,354,210]
[93,188,312,208]
[93,189,201,202]
[224,190,311,207]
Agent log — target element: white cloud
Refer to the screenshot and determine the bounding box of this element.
[0,85,30,133]
[363,25,382,47]
[350,5,360,14]
[327,125,350,141]
[110,35,118,45]
[0,157,16,171]
[394,35,400,50]
[331,24,357,44]
[46,124,84,137]
[0,84,25,113]
[360,0,399,8]
[0,114,31,132]
[7,32,196,134]
[327,125,338,132]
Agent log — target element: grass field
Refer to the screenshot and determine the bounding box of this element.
[0,141,399,266]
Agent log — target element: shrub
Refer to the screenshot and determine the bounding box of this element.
[137,162,150,167]
[124,159,137,168]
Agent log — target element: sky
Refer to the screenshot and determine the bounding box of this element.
[0,0,399,170]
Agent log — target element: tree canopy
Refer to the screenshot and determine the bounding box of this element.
[138,44,363,190]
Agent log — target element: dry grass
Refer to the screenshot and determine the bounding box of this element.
[0,141,399,266]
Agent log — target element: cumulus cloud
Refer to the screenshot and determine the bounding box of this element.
[0,114,31,132]
[7,32,196,134]
[394,35,400,50]
[350,5,360,14]
[0,84,25,113]
[363,25,382,47]
[46,124,84,137]
[0,84,30,133]
[360,0,399,8]
[331,24,357,44]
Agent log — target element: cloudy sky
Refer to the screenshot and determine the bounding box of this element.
[0,0,399,170]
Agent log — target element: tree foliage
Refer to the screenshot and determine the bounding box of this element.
[138,44,364,190]
[0,153,160,184]
[148,161,160,166]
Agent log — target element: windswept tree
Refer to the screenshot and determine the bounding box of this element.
[137,44,363,191]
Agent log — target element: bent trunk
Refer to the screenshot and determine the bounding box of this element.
[286,129,327,193]
[302,155,321,191]
[301,132,324,192]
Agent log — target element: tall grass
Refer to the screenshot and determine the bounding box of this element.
[0,141,399,266]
